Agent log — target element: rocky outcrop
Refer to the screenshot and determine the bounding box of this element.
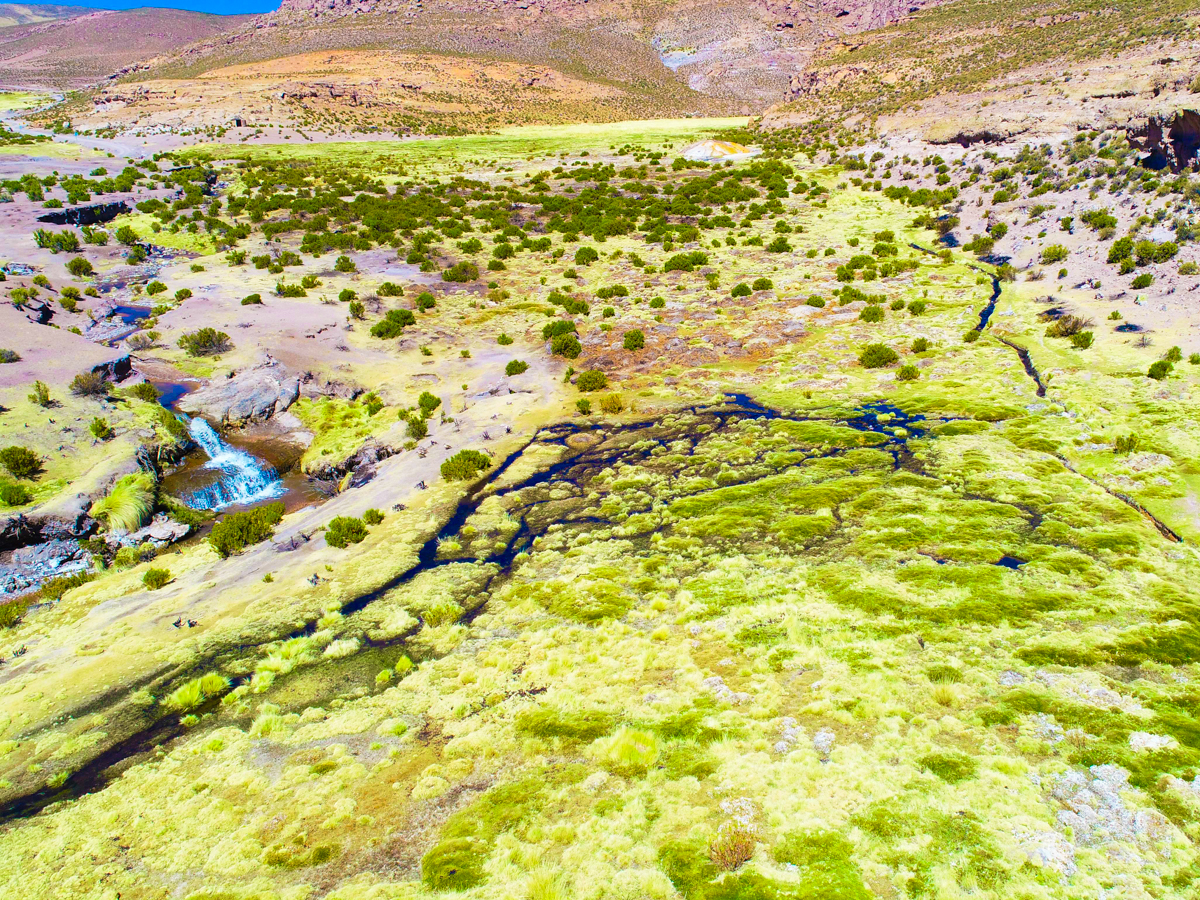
[178,361,300,426]
[0,509,96,553]
[1128,110,1200,173]
[0,539,91,596]
[37,201,129,227]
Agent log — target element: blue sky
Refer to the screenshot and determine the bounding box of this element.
[55,0,278,13]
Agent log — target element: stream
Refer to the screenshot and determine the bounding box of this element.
[1,388,1186,817]
[0,396,949,821]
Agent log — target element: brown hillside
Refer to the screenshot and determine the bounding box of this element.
[0,7,253,89]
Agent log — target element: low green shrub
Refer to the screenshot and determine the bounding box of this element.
[326,516,367,548]
[505,359,529,376]
[0,482,33,505]
[209,502,285,557]
[241,293,262,305]
[142,568,171,590]
[623,329,645,351]
[178,328,231,357]
[859,344,898,368]
[576,370,608,391]
[441,450,491,481]
[70,371,107,397]
[363,508,384,526]
[0,446,42,479]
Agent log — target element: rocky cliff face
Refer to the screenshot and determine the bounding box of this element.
[1128,110,1200,173]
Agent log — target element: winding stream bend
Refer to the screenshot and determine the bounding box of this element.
[0,394,1184,822]
[0,397,944,822]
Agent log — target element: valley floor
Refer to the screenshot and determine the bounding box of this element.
[0,113,1199,900]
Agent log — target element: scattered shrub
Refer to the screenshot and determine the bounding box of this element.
[441,450,492,481]
[326,516,368,548]
[551,333,582,359]
[730,283,751,298]
[599,393,624,414]
[334,255,356,272]
[209,502,285,556]
[859,305,884,323]
[28,380,52,407]
[497,333,513,345]
[805,295,825,308]
[576,370,608,391]
[1070,331,1094,349]
[1114,434,1140,454]
[576,398,591,415]
[178,328,231,357]
[505,359,529,376]
[623,330,645,351]
[379,281,403,296]
[709,819,759,871]
[911,337,929,353]
[1132,273,1153,290]
[89,417,114,440]
[649,296,666,309]
[363,508,384,526]
[1148,360,1172,380]
[142,568,171,590]
[1040,244,1068,265]
[963,329,981,343]
[896,364,919,381]
[70,371,107,397]
[0,349,20,363]
[0,446,41,479]
[0,482,32,505]
[241,293,263,305]
[65,257,93,277]
[370,308,415,339]
[859,344,899,368]
[443,261,479,282]
[418,392,441,417]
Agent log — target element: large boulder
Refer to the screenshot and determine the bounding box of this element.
[179,361,299,425]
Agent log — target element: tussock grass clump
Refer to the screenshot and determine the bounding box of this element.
[593,726,660,775]
[165,672,228,711]
[919,750,977,783]
[517,705,617,743]
[708,819,759,870]
[89,472,154,532]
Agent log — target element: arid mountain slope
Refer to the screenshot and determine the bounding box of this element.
[767,0,1200,139]
[54,0,956,133]
[0,7,254,89]
[0,3,79,28]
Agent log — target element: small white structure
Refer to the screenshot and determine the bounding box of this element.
[680,139,762,163]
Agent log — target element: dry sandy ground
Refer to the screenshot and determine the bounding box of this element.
[74,49,628,135]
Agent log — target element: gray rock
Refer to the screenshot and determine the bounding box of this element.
[120,514,190,548]
[180,362,299,425]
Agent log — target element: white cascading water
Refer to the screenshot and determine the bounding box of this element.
[181,416,284,509]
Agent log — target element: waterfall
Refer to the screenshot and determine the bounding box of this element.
[179,416,284,510]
